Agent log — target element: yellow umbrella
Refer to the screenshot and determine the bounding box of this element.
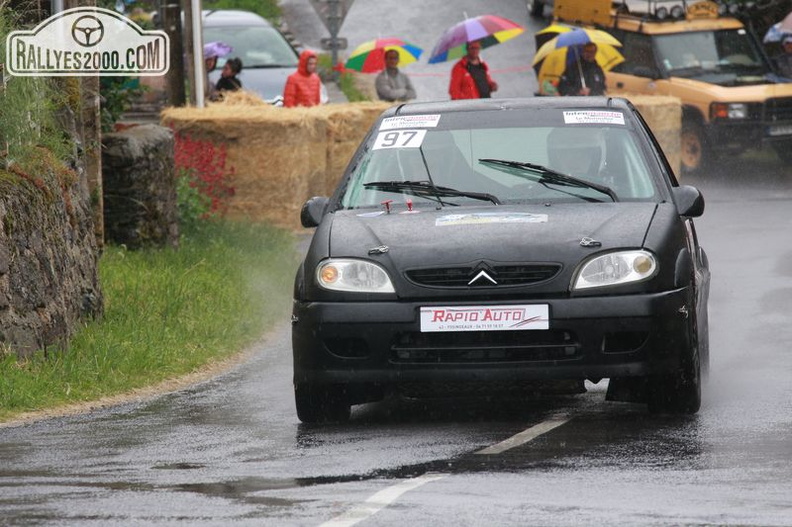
[532,28,623,95]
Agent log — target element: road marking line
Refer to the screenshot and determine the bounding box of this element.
[474,414,572,455]
[320,472,447,527]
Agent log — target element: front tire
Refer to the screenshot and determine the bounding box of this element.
[647,313,702,414]
[680,120,709,175]
[772,143,792,164]
[295,383,351,423]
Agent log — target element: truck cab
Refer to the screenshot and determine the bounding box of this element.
[554,0,792,173]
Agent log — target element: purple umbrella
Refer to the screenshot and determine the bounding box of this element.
[203,41,233,59]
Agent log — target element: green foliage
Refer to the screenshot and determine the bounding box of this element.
[203,0,282,22]
[0,221,299,420]
[99,77,147,132]
[0,10,71,165]
[315,53,371,102]
[175,168,212,232]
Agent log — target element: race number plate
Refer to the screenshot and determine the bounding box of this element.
[420,304,549,332]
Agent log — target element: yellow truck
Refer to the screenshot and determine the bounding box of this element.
[553,0,792,173]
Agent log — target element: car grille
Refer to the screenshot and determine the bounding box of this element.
[405,264,561,287]
[766,97,792,122]
[390,330,579,363]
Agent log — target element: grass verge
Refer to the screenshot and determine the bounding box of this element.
[0,221,299,422]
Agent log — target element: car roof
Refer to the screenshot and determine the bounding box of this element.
[387,96,634,117]
[202,9,273,28]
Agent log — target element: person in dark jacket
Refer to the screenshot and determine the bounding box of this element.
[558,42,606,96]
[215,57,243,92]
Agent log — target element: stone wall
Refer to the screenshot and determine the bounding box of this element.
[102,124,179,249]
[0,154,103,358]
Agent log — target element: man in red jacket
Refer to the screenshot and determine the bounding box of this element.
[449,40,498,100]
[283,50,322,107]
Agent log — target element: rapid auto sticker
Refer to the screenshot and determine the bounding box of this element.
[372,129,427,150]
[563,111,625,125]
[435,212,548,226]
[380,114,441,130]
[420,304,550,332]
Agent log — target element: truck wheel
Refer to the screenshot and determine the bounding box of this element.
[528,1,545,17]
[680,121,709,175]
[772,144,792,164]
[295,383,351,423]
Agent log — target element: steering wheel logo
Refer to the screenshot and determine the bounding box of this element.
[71,15,104,47]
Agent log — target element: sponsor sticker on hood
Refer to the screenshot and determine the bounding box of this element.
[436,212,548,226]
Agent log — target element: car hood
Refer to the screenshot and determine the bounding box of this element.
[328,203,658,269]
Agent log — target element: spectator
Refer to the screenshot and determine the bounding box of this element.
[558,42,606,96]
[283,50,322,108]
[449,40,498,100]
[215,57,243,92]
[773,35,792,79]
[375,49,417,102]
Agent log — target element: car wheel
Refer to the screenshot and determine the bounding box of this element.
[295,383,351,423]
[647,314,702,414]
[680,120,709,175]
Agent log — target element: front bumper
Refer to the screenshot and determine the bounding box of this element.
[292,287,693,390]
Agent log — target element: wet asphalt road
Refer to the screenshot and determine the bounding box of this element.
[2,1,792,525]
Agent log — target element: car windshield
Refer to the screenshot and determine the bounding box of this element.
[655,29,768,77]
[203,26,299,68]
[340,110,659,209]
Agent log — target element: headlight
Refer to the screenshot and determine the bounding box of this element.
[316,259,395,293]
[711,102,748,120]
[572,250,657,290]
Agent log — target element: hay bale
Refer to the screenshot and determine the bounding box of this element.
[614,94,682,177]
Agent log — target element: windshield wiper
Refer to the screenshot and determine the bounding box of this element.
[478,158,618,202]
[363,180,501,205]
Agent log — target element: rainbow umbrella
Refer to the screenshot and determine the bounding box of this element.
[345,38,423,73]
[428,14,524,64]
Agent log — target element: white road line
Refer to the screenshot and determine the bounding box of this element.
[320,415,570,526]
[320,472,447,527]
[474,414,572,455]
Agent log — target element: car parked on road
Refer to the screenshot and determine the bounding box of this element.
[202,9,300,104]
[292,97,710,423]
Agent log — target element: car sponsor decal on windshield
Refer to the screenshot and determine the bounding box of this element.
[563,111,625,125]
[436,212,548,226]
[380,114,441,130]
[372,129,427,150]
[420,304,549,332]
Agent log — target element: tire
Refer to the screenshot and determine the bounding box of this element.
[528,1,545,18]
[295,383,351,424]
[680,120,709,175]
[772,143,792,164]
[647,312,702,414]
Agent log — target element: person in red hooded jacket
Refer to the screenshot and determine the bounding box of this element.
[449,40,498,100]
[283,50,322,107]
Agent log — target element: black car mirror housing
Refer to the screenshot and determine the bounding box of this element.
[301,196,330,228]
[672,185,705,218]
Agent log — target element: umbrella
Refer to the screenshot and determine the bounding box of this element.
[428,14,524,64]
[203,41,233,59]
[532,28,622,92]
[344,38,423,73]
[534,23,577,50]
[764,12,792,43]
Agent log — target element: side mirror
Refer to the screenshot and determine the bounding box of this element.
[300,196,329,228]
[672,185,704,218]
